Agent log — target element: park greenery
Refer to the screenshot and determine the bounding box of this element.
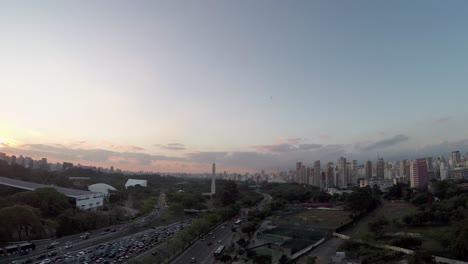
[166,181,253,254]
[0,160,215,242]
[353,179,468,261]
[260,182,331,204]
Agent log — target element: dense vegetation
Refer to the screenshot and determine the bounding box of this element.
[0,161,187,242]
[260,183,331,204]
[360,180,468,261]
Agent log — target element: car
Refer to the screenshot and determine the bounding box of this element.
[46,245,54,250]
[151,251,157,256]
[48,251,57,257]
[42,259,51,264]
[206,241,212,245]
[190,257,196,263]
[200,237,205,241]
[65,244,73,249]
[50,241,60,246]
[37,254,47,260]
[217,240,222,244]
[111,229,117,232]
[211,236,215,239]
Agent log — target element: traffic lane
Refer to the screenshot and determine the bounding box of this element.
[172,224,233,264]
[1,220,180,264]
[202,227,233,264]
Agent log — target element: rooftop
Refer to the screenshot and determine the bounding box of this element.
[0,176,102,198]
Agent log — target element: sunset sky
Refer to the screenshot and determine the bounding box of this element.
[1,1,468,173]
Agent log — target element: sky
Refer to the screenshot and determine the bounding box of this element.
[1,1,468,173]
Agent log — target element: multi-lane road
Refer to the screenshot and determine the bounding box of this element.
[171,191,272,264]
[171,223,234,264]
[1,193,169,264]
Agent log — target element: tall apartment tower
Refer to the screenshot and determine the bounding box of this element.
[313,160,321,188]
[410,159,429,188]
[365,160,372,179]
[452,151,461,167]
[211,163,216,194]
[376,158,385,179]
[338,157,347,187]
[296,162,303,184]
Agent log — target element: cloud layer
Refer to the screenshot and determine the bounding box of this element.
[1,135,466,173]
[358,134,410,151]
[154,143,186,151]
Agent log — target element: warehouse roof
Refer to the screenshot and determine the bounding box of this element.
[88,183,117,195]
[0,176,102,198]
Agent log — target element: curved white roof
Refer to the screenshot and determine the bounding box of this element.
[88,183,117,195]
[125,179,147,188]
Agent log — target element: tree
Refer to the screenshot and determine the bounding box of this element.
[221,181,240,206]
[0,205,42,240]
[411,193,431,206]
[454,221,468,260]
[368,216,390,238]
[220,255,232,263]
[387,184,403,199]
[408,250,435,264]
[11,187,71,217]
[345,190,371,217]
[254,254,272,264]
[241,222,257,236]
[371,184,383,197]
[306,256,317,264]
[237,238,246,247]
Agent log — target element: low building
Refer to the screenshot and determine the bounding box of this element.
[359,178,394,191]
[125,179,147,189]
[88,183,117,196]
[327,188,353,195]
[0,176,104,210]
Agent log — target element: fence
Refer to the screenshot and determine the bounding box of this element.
[332,233,468,264]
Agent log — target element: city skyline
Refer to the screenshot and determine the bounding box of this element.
[2,1,468,172]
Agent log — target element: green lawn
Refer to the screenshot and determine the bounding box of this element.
[403,225,454,256]
[343,201,417,239]
[275,209,353,229]
[342,201,456,257]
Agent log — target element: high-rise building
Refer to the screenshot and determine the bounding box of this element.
[452,151,461,167]
[426,157,435,180]
[365,160,372,179]
[306,167,312,185]
[25,157,33,169]
[338,157,347,187]
[17,155,25,167]
[313,160,321,187]
[410,159,429,188]
[376,158,384,179]
[10,155,16,165]
[326,162,335,188]
[211,163,216,194]
[439,157,448,180]
[296,162,303,184]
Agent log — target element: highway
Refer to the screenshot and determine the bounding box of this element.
[171,223,234,264]
[1,192,169,264]
[171,191,272,264]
